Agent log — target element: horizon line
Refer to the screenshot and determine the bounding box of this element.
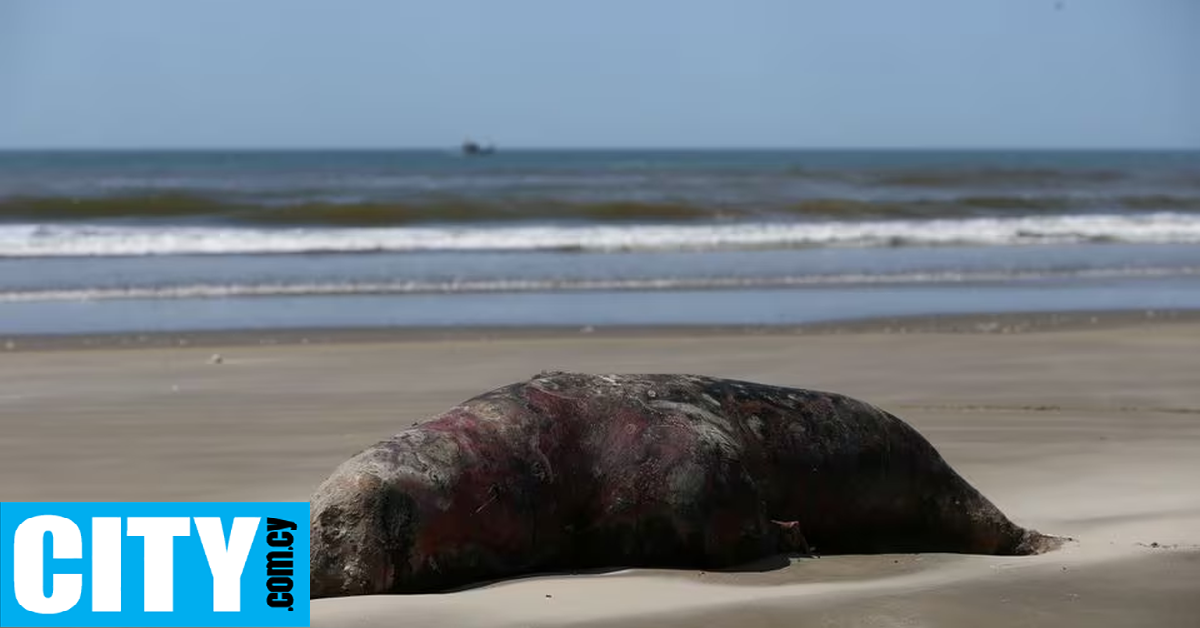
[1,145,1198,153]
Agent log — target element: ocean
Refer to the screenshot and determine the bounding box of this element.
[2,149,1199,335]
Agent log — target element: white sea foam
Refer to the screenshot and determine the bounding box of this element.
[2,213,1200,258]
[2,267,1196,303]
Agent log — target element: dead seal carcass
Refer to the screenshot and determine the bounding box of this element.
[310,372,1059,597]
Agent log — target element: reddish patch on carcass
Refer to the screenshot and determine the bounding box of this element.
[408,408,542,566]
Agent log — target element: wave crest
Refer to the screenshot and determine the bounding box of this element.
[2,213,1200,258]
[3,266,1197,303]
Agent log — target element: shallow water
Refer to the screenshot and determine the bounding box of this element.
[3,275,1198,335]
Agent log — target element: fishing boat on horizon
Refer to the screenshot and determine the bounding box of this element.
[461,138,496,156]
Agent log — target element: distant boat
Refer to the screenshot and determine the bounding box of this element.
[461,139,496,156]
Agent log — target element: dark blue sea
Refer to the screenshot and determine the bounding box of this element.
[1,149,1199,334]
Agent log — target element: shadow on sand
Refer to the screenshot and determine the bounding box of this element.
[437,552,811,593]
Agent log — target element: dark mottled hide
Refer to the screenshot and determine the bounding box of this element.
[310,373,1058,597]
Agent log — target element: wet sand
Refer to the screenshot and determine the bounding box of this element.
[1,312,1197,626]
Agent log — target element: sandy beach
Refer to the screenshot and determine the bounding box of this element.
[1,312,1198,627]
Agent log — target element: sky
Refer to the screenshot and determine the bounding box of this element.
[0,0,1196,149]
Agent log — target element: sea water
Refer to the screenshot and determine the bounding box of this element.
[1,149,1198,334]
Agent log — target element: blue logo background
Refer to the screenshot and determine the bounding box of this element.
[0,502,309,627]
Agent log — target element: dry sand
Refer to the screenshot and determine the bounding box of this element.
[1,314,1198,627]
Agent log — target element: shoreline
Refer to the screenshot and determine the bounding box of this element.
[2,307,1197,353]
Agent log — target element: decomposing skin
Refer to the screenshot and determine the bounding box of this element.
[310,372,1060,597]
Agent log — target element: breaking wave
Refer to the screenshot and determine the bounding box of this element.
[2,213,1200,258]
[3,266,1197,302]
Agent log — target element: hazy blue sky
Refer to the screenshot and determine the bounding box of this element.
[1,0,1196,149]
